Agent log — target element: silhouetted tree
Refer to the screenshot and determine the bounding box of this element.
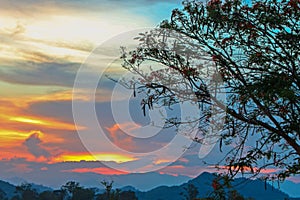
[61,181,80,195]
[119,190,138,200]
[10,196,20,200]
[39,190,60,200]
[72,187,95,200]
[0,188,7,200]
[121,0,300,180]
[15,183,38,200]
[52,190,65,200]
[97,180,115,200]
[60,181,95,200]
[205,174,254,200]
[181,183,199,200]
[97,181,138,200]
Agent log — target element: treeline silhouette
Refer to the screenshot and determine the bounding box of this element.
[0,181,137,200]
[0,178,254,200]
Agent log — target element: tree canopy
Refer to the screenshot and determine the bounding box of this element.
[120,0,300,180]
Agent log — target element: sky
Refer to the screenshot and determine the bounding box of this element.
[0,0,299,197]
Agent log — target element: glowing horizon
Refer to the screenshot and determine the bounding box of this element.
[53,153,137,163]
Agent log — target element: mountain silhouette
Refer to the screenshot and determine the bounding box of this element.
[0,172,299,200]
[134,172,293,200]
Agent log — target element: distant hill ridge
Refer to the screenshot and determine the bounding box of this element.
[0,180,51,199]
[0,172,299,200]
[132,172,294,200]
[0,180,15,198]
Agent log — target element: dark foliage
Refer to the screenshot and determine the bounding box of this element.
[120,0,300,180]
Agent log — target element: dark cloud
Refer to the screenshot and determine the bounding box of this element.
[29,101,74,123]
[0,61,79,87]
[24,132,51,158]
[0,60,121,88]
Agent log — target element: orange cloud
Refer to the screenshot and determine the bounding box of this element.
[178,157,189,163]
[0,152,50,164]
[0,130,32,148]
[63,167,128,175]
[105,123,136,151]
[154,159,174,165]
[0,92,87,164]
[0,129,63,147]
[0,89,88,109]
[0,129,66,163]
[0,94,85,132]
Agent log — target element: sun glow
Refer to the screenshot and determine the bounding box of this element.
[55,153,137,163]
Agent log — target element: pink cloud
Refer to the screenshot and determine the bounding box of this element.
[7,163,32,173]
[211,165,279,174]
[287,176,300,183]
[178,157,189,163]
[63,167,128,175]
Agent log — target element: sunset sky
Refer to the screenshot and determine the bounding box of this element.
[0,0,203,184]
[0,0,299,196]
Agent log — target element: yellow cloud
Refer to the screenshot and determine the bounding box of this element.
[0,130,32,147]
[0,129,64,148]
[10,117,47,125]
[8,115,84,131]
[54,153,137,163]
